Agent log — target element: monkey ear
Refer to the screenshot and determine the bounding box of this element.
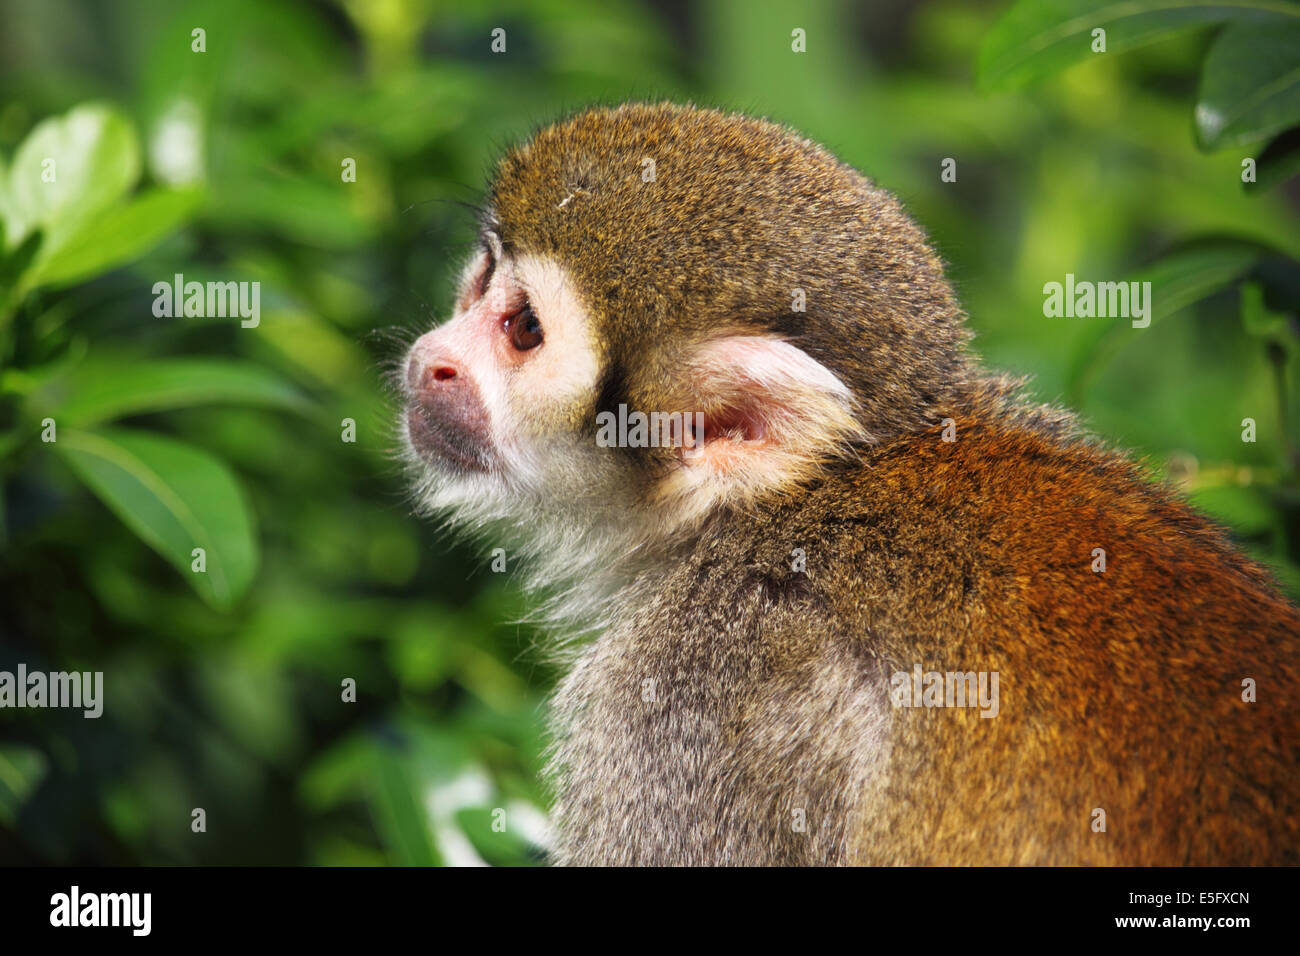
[657,335,864,519]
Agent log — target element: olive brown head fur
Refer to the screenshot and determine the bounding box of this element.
[400,102,1299,865]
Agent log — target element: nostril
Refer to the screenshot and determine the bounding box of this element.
[417,363,459,389]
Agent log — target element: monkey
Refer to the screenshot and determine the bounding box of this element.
[399,102,1299,866]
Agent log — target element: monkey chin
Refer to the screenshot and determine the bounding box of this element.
[404,403,494,476]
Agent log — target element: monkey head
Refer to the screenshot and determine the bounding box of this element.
[401,103,972,574]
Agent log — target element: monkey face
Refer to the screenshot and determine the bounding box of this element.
[400,223,625,548]
[403,232,600,475]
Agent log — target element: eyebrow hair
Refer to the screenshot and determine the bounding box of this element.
[478,208,502,244]
[468,215,504,297]
[479,219,506,264]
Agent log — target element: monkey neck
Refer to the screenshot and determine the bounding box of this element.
[522,372,1080,655]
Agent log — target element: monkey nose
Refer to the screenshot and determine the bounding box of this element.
[406,352,460,391]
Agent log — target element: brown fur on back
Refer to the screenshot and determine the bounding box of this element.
[549,383,1299,865]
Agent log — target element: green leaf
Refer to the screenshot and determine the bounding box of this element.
[454,805,543,866]
[1197,21,1300,149]
[5,103,141,252]
[979,0,1300,91]
[1247,128,1300,191]
[0,152,9,247]
[55,427,258,610]
[367,747,442,866]
[29,187,203,288]
[207,161,375,249]
[0,745,48,828]
[1240,281,1296,352]
[1066,239,1263,400]
[41,357,311,427]
[0,231,41,309]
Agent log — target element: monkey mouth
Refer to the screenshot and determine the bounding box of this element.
[405,404,493,474]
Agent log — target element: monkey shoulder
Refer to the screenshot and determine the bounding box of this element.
[795,408,1295,640]
[670,400,1300,701]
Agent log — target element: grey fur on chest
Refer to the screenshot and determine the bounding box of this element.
[545,589,892,865]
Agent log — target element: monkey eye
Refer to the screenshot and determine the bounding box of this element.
[505,302,543,351]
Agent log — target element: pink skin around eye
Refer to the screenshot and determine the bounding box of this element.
[453,257,536,369]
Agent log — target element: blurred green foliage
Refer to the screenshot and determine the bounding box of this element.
[1,0,1297,865]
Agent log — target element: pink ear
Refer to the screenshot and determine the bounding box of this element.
[655,335,863,519]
